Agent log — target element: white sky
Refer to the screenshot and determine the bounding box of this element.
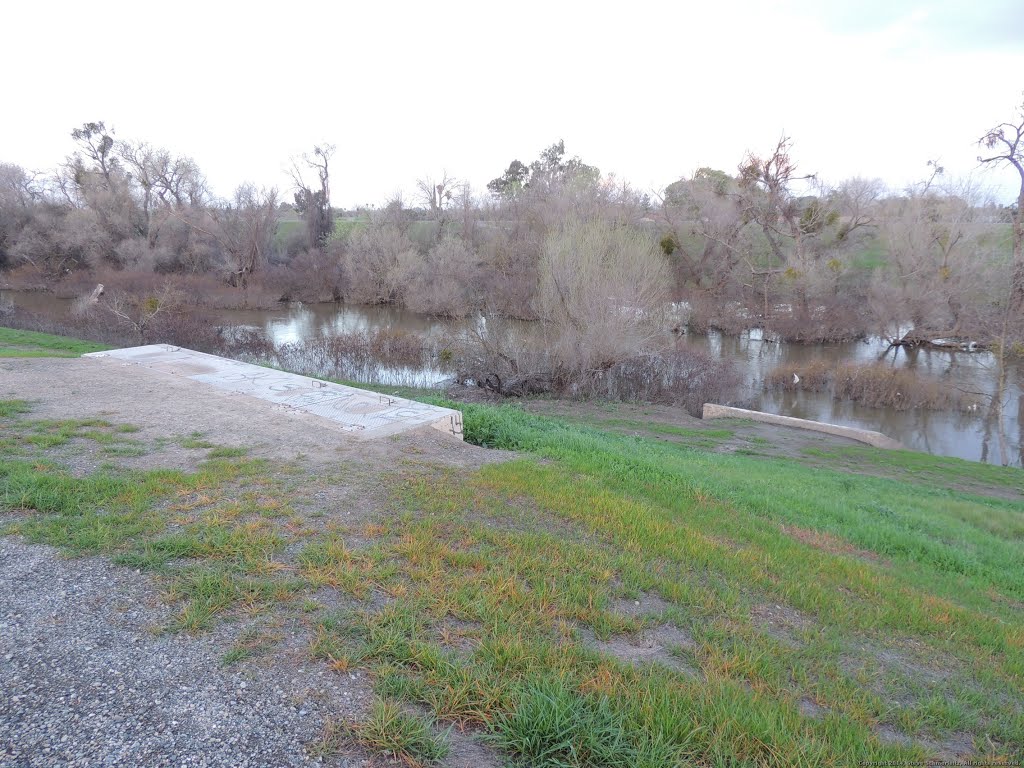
[3,0,1023,206]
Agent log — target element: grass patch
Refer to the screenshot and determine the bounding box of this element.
[490,677,681,767]
[208,446,249,459]
[0,326,109,357]
[179,432,216,449]
[1,403,299,632]
[317,700,449,765]
[0,399,32,418]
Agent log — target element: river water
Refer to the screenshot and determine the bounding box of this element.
[4,291,1021,466]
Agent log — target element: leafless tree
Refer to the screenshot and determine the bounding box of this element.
[872,166,991,343]
[340,210,418,304]
[415,171,459,237]
[392,235,481,316]
[119,141,208,246]
[831,177,884,240]
[978,98,1024,308]
[0,164,42,265]
[169,186,278,286]
[657,168,746,295]
[216,185,279,286]
[736,137,832,321]
[290,144,335,249]
[102,281,184,343]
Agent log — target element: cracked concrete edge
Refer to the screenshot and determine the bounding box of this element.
[702,404,906,451]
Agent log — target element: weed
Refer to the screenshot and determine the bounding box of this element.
[766,359,978,411]
[489,678,681,767]
[0,399,32,418]
[208,446,248,459]
[316,700,449,765]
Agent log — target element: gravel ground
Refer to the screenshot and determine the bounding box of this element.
[0,357,508,767]
[0,538,373,768]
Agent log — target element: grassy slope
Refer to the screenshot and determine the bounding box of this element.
[0,327,110,357]
[337,400,1023,765]
[2,336,1023,765]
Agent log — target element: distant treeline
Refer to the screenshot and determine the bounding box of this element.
[2,115,1023,360]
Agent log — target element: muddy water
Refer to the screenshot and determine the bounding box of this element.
[686,329,1022,466]
[4,291,1021,466]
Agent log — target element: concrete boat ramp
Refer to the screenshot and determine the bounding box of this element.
[83,345,463,440]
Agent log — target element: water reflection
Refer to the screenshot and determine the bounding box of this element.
[3,290,1020,466]
[215,303,1024,465]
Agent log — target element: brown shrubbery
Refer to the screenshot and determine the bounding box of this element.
[450,317,740,415]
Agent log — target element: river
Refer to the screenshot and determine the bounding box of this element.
[3,291,1021,466]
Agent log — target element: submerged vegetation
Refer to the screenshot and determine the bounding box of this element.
[765,359,982,412]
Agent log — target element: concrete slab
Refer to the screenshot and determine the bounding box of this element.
[702,403,903,450]
[83,345,463,440]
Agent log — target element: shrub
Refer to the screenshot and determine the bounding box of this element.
[537,217,670,373]
[341,223,417,304]
[452,321,739,415]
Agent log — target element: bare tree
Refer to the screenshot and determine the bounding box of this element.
[415,171,459,236]
[657,168,745,295]
[70,121,118,188]
[341,212,418,304]
[736,137,830,321]
[978,99,1024,308]
[737,136,816,267]
[170,186,278,286]
[119,141,208,246]
[290,144,335,249]
[873,166,991,344]
[0,164,42,267]
[831,177,883,240]
[217,185,279,286]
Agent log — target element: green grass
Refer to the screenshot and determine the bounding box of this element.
[274,216,367,247]
[849,241,888,271]
[804,445,1024,492]
[208,446,249,459]
[0,400,31,418]
[317,700,450,765]
[490,677,681,767]
[306,400,1024,765]
[0,327,109,357]
[1,400,300,632]
[3,333,1023,765]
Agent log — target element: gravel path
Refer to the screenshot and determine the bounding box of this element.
[0,538,371,768]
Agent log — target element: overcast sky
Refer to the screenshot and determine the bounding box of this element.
[3,0,1023,206]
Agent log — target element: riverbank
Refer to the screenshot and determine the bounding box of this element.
[2,290,1018,465]
[1,330,1022,766]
